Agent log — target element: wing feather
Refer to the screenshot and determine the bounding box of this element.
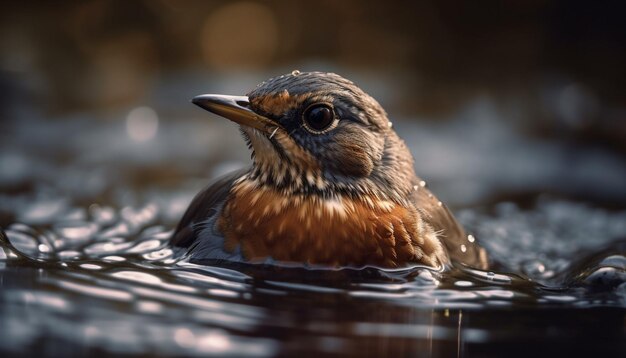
[170,168,248,248]
[410,182,488,269]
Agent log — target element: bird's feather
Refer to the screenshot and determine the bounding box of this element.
[171,168,248,248]
[410,183,488,269]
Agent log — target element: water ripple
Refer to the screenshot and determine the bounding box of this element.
[1,197,625,356]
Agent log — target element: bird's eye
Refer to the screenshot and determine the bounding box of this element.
[302,104,336,133]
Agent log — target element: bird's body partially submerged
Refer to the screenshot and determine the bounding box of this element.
[172,71,488,269]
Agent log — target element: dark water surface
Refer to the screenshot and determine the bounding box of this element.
[1,93,625,356]
[1,197,625,357]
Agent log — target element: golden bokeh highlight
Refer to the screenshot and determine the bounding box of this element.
[200,2,279,70]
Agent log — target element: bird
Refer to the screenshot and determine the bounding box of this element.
[171,71,488,270]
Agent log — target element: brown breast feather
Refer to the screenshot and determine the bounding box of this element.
[217,180,448,268]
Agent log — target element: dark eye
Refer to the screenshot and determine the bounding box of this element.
[303,104,335,133]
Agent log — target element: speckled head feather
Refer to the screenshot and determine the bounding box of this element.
[238,71,414,204]
[247,71,389,129]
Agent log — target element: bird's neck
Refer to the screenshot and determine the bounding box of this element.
[245,166,412,205]
[247,131,417,204]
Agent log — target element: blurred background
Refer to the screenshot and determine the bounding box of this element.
[1,0,626,227]
[2,4,626,356]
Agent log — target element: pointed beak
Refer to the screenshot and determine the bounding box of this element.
[191,94,277,133]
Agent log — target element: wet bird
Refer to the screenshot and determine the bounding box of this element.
[172,71,488,269]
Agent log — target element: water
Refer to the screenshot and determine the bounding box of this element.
[1,195,625,356]
[1,93,625,356]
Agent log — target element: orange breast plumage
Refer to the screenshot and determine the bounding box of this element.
[217,178,448,268]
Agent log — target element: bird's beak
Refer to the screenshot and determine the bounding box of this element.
[191,94,276,133]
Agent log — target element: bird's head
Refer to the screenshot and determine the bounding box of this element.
[192,71,416,202]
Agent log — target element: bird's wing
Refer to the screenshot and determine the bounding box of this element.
[170,168,249,248]
[410,184,488,269]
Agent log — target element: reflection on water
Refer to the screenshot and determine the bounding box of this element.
[1,193,625,356]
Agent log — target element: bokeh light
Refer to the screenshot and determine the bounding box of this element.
[200,2,279,70]
[126,106,159,142]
